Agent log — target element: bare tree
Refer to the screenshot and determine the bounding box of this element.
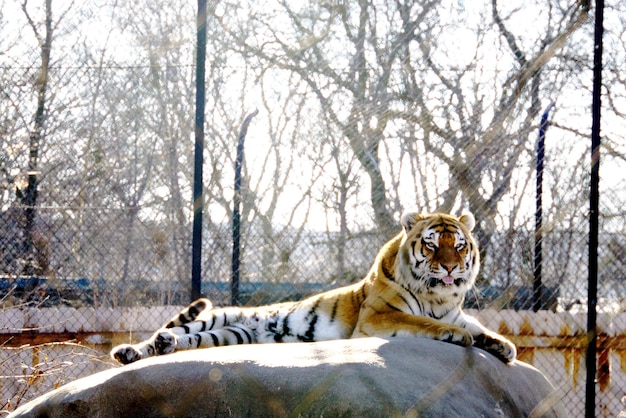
[214,0,589,246]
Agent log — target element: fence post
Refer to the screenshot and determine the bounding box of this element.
[231,110,258,306]
[586,0,603,416]
[533,102,554,312]
[191,0,207,302]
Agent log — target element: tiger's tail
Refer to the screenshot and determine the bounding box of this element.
[165,298,213,329]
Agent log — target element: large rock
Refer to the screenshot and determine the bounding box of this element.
[10,337,563,417]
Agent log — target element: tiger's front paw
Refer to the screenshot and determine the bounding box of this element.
[111,344,142,365]
[155,330,177,355]
[475,333,517,363]
[440,327,473,347]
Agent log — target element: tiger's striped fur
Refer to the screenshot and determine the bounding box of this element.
[111,212,516,365]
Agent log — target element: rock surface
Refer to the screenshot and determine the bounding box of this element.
[10,337,564,417]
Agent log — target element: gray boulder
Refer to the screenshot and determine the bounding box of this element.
[10,337,564,417]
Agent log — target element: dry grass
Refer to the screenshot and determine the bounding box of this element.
[1,340,114,415]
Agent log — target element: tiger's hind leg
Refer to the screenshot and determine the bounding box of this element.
[110,336,162,364]
[110,298,214,365]
[112,322,256,364]
[156,323,256,352]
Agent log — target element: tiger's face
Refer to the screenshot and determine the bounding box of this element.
[398,212,479,299]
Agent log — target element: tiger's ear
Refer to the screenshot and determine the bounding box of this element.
[459,212,476,231]
[401,212,422,232]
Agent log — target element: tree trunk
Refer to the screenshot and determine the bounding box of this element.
[20,0,53,277]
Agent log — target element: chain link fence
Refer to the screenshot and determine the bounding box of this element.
[1,0,625,415]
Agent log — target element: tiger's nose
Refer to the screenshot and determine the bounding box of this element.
[441,263,456,274]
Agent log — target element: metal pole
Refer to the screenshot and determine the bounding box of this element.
[586,0,603,415]
[231,110,258,306]
[533,102,554,312]
[191,0,207,302]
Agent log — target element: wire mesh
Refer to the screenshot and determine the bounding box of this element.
[1,0,625,416]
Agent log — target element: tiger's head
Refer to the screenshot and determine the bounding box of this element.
[395,212,480,303]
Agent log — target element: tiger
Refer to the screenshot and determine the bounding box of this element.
[111,211,516,365]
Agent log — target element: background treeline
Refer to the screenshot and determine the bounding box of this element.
[0,0,624,309]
